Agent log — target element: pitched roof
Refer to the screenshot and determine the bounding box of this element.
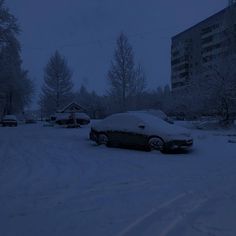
[59,102,86,113]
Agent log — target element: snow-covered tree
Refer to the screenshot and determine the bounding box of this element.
[40,51,74,116]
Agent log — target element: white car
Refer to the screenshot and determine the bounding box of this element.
[90,112,193,152]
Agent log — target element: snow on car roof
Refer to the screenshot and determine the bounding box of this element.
[127,112,188,134]
[129,109,167,119]
[95,112,189,136]
[128,112,170,126]
[96,113,138,128]
[103,112,170,126]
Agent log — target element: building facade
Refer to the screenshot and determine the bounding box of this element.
[171,4,236,92]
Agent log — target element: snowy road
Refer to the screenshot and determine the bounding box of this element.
[0,123,236,236]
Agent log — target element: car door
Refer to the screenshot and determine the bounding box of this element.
[102,115,126,145]
[117,115,147,148]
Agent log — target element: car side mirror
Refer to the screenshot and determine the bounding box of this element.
[138,124,145,129]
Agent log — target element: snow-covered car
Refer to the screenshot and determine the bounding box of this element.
[90,112,193,151]
[1,115,18,127]
[24,115,37,124]
[55,113,90,126]
[75,112,90,125]
[55,113,71,125]
[25,118,37,124]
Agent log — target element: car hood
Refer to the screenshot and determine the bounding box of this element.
[147,124,192,139]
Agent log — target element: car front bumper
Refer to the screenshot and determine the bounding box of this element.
[166,139,193,149]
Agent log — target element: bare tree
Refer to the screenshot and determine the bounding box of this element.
[134,64,146,95]
[40,51,74,116]
[107,32,146,112]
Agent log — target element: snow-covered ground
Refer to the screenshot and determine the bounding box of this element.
[0,122,236,236]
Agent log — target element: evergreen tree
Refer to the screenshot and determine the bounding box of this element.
[0,0,19,49]
[0,0,33,115]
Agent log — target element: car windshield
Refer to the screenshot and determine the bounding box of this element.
[129,112,172,127]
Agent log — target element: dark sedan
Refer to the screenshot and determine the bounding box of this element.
[90,112,193,152]
[1,115,18,127]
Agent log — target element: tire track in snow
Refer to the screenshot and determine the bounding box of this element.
[117,191,208,236]
[117,193,187,236]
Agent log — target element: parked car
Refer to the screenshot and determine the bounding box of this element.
[90,112,193,152]
[1,115,18,127]
[25,118,37,124]
[55,113,71,125]
[24,115,37,124]
[55,113,90,126]
[75,113,90,125]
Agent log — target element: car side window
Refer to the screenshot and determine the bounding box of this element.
[118,116,140,131]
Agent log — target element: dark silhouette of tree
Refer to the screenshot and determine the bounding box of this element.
[0,0,33,115]
[40,51,74,115]
[107,32,146,112]
[0,0,19,49]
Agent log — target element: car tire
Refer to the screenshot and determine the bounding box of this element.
[97,133,109,146]
[148,137,165,151]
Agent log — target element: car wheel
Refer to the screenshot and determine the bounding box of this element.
[97,133,109,146]
[148,137,165,151]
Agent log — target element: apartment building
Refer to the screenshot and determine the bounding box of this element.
[171,3,236,91]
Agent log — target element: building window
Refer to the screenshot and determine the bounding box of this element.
[201,36,214,45]
[172,82,185,89]
[201,24,220,36]
[201,43,221,54]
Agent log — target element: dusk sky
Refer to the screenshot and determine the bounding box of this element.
[8,0,227,105]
